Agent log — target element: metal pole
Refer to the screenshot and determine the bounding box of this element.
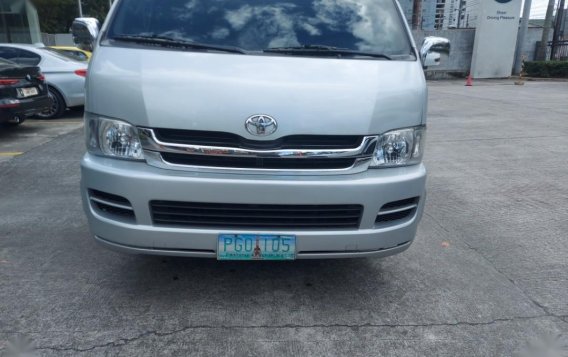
[536,0,557,60]
[1,10,12,43]
[514,0,532,73]
[77,0,83,17]
[551,0,566,59]
[412,0,422,30]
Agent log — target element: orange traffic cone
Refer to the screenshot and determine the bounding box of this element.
[465,74,473,86]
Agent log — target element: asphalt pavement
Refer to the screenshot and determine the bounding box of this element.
[0,80,567,356]
[0,110,83,164]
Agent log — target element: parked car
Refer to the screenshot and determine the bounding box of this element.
[0,58,50,125]
[0,44,87,119]
[48,46,92,62]
[80,0,449,260]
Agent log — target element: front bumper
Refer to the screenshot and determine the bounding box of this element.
[81,154,426,259]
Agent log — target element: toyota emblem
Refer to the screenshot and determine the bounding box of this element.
[245,115,278,136]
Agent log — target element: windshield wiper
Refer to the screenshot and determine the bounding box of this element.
[110,35,247,54]
[264,45,391,60]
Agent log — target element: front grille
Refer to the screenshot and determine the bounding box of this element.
[150,201,363,229]
[161,153,357,170]
[376,197,419,224]
[154,128,363,150]
[89,189,135,221]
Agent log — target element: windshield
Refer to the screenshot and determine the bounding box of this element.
[106,0,413,59]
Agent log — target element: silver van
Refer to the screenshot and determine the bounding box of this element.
[80,0,449,260]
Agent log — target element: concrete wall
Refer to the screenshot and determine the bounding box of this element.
[413,26,552,78]
[521,27,552,61]
[41,33,74,46]
[413,28,475,78]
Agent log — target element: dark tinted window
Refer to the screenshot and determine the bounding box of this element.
[107,0,412,57]
[72,51,89,61]
[0,47,20,61]
[15,49,41,66]
[40,48,79,62]
[0,57,19,69]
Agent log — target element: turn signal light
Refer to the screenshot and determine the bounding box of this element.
[75,69,88,77]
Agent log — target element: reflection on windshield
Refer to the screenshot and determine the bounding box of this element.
[108,0,412,57]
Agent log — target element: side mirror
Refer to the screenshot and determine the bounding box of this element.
[420,36,450,68]
[71,17,101,52]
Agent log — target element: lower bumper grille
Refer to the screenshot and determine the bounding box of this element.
[150,201,363,229]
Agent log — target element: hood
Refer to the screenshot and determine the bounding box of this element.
[87,46,426,138]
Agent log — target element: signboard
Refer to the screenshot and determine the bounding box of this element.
[470,0,523,78]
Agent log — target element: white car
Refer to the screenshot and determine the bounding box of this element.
[0,43,87,119]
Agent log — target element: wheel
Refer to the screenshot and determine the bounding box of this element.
[36,87,66,119]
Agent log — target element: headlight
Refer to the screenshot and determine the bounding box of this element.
[86,115,144,160]
[370,126,425,168]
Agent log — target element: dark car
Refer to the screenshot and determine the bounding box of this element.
[0,58,50,125]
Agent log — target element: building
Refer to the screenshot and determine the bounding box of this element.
[422,0,437,30]
[399,0,481,30]
[398,0,415,26]
[460,0,481,28]
[0,0,41,44]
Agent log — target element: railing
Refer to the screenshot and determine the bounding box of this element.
[548,40,568,61]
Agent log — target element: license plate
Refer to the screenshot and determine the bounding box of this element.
[17,87,38,98]
[217,234,296,260]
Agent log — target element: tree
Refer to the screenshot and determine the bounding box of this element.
[31,0,110,34]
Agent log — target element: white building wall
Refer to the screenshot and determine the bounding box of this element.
[462,0,480,28]
[399,0,481,30]
[443,0,461,28]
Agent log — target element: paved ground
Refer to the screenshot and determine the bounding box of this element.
[0,81,567,356]
[0,110,83,163]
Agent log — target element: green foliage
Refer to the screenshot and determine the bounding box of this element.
[31,0,110,34]
[523,61,568,78]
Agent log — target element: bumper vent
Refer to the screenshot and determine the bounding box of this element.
[376,197,419,224]
[150,201,363,229]
[89,189,135,221]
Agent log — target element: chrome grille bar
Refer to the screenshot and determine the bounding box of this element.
[138,128,377,175]
[139,128,377,159]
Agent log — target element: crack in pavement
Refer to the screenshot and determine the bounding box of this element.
[428,134,568,144]
[31,314,560,353]
[423,212,559,319]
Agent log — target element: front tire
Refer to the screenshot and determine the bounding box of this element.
[36,87,66,119]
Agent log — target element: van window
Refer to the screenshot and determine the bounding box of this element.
[107,0,413,58]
